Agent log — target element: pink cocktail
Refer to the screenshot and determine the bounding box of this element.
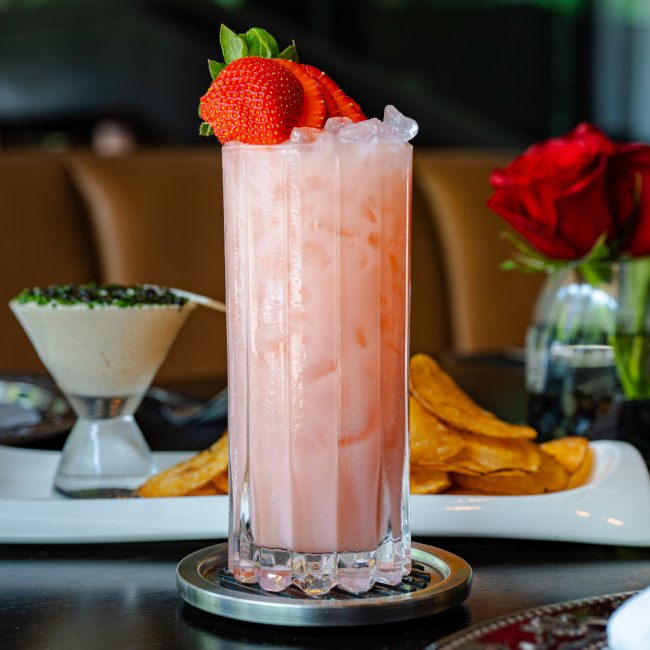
[224,114,413,596]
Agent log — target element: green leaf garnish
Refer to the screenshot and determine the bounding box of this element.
[276,43,299,62]
[243,27,279,58]
[199,122,214,136]
[210,26,298,70]
[220,24,250,64]
[198,103,202,118]
[209,60,226,79]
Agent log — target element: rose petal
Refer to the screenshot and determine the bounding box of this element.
[609,145,650,256]
[487,191,580,259]
[554,157,619,257]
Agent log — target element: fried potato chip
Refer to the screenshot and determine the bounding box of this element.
[138,433,229,498]
[421,460,530,476]
[540,436,588,474]
[419,433,540,475]
[409,354,537,439]
[212,468,229,494]
[410,467,451,494]
[410,395,465,465]
[186,484,220,496]
[567,447,593,489]
[209,433,229,456]
[443,487,490,495]
[457,432,540,473]
[451,449,569,495]
[418,457,485,476]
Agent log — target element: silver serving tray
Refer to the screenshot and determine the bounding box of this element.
[177,542,472,627]
[431,591,636,649]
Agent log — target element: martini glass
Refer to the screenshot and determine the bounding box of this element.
[10,298,196,497]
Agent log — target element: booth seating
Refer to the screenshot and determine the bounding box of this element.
[413,150,546,354]
[0,148,543,386]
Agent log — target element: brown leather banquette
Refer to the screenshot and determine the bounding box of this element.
[0,148,543,385]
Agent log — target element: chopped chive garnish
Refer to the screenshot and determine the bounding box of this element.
[13,283,188,307]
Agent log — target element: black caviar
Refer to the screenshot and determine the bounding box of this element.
[13,283,188,308]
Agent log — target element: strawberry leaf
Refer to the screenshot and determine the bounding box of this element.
[277,43,299,63]
[220,24,250,64]
[199,122,214,137]
[198,103,203,118]
[209,60,226,80]
[243,28,279,58]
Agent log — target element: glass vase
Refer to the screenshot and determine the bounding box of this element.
[612,258,650,462]
[526,263,624,440]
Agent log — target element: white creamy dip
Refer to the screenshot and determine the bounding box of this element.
[10,301,196,397]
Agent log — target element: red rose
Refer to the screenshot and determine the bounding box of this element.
[608,144,650,257]
[488,123,626,260]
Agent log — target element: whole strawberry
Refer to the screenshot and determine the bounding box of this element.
[201,57,303,145]
[199,25,366,145]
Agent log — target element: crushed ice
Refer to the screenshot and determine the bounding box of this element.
[383,105,419,142]
[290,106,418,145]
[290,127,333,144]
[324,117,353,136]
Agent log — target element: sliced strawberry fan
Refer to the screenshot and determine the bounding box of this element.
[301,64,365,123]
[276,60,328,129]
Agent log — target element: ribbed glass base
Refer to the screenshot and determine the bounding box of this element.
[230,532,410,596]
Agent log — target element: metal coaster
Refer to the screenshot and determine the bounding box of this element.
[177,542,472,627]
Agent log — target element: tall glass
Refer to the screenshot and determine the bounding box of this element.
[223,136,412,596]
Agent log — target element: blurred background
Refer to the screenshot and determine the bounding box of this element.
[0,0,648,153]
[2,0,650,447]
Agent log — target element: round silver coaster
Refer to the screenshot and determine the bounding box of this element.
[177,542,472,627]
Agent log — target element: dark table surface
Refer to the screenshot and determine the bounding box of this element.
[2,358,650,649]
[2,538,650,649]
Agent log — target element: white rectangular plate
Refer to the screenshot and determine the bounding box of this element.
[1,441,649,545]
